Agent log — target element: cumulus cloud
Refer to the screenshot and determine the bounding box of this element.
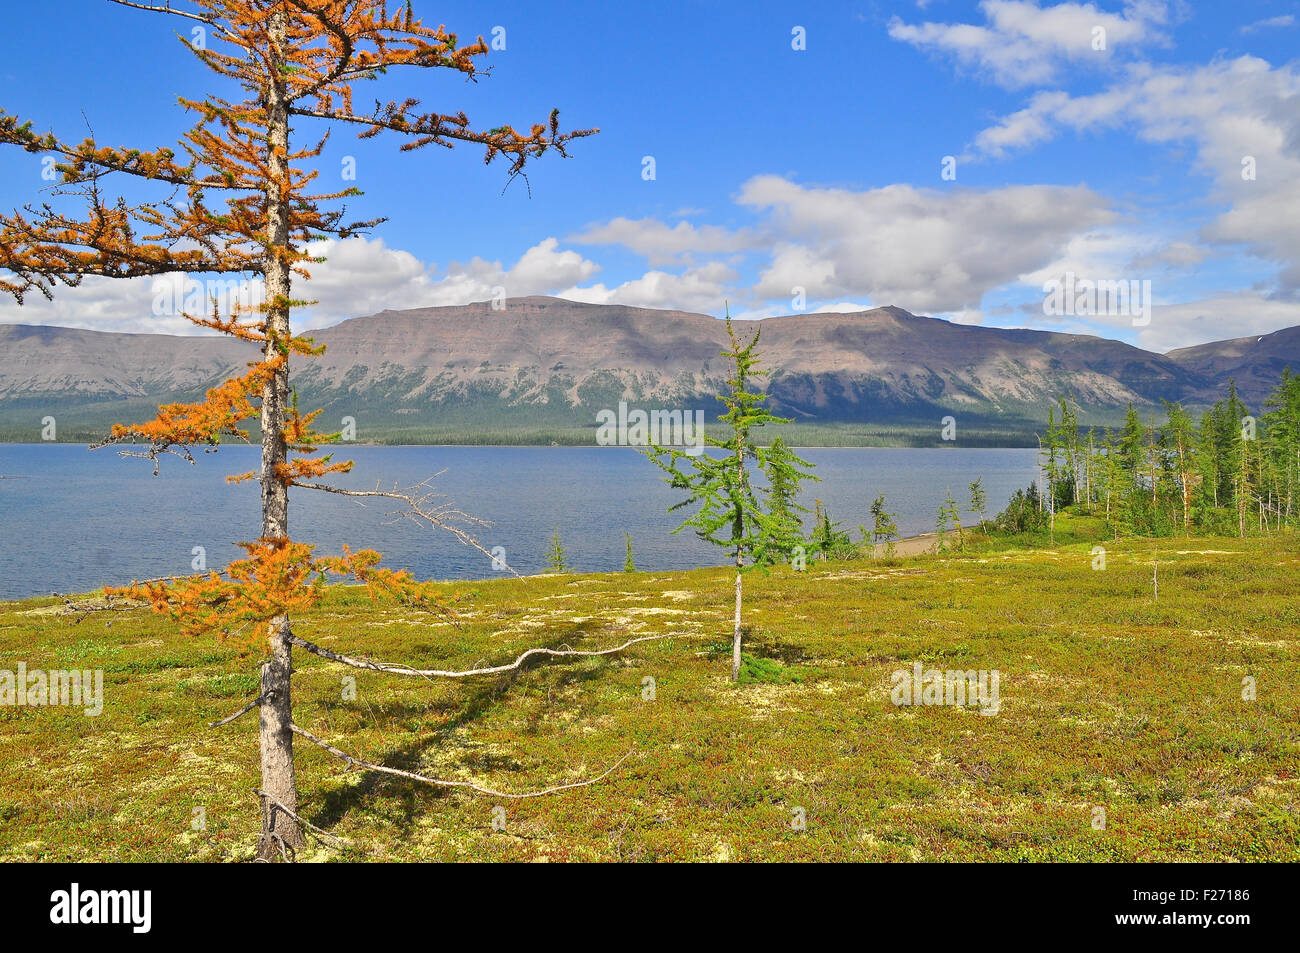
[0,236,603,335]
[968,88,1132,157]
[558,261,736,313]
[968,56,1300,296]
[888,0,1170,88]
[1147,294,1300,351]
[408,237,602,316]
[736,174,1115,314]
[0,273,197,336]
[568,217,757,267]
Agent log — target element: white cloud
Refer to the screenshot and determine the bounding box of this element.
[1148,293,1300,351]
[969,92,1071,157]
[0,237,603,334]
[736,174,1115,313]
[940,309,987,325]
[390,237,601,317]
[558,261,736,313]
[1240,14,1295,34]
[0,273,197,336]
[888,0,1170,89]
[812,301,874,314]
[1129,241,1211,269]
[969,57,1300,295]
[568,217,756,267]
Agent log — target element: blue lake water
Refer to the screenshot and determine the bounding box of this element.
[0,444,1040,600]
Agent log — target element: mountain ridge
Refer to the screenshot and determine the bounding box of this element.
[1,296,1295,444]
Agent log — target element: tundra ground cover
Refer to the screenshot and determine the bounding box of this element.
[1,529,1296,861]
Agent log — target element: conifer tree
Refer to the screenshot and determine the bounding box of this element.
[1118,404,1147,475]
[1100,427,1118,526]
[1053,396,1080,507]
[937,487,963,550]
[546,528,569,573]
[1043,405,1061,512]
[1081,426,1092,512]
[623,531,637,573]
[1195,411,1219,510]
[763,436,815,563]
[1263,368,1300,523]
[1214,381,1249,506]
[1236,413,1254,538]
[1017,373,1300,538]
[1162,400,1196,534]
[646,308,816,681]
[809,500,852,560]
[968,476,987,528]
[0,1,629,860]
[868,492,899,558]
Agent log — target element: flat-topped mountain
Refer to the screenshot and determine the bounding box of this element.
[0,296,1291,444]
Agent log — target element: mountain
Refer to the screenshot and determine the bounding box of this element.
[0,296,1293,445]
[1165,325,1300,401]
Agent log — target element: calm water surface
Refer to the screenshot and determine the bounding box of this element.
[0,444,1040,600]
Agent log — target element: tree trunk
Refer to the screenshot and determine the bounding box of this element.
[255,7,305,861]
[257,617,301,860]
[1086,435,1093,513]
[732,560,743,682]
[731,426,746,682]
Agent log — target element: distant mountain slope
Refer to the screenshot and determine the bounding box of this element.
[0,323,256,399]
[0,296,1292,444]
[1165,325,1300,400]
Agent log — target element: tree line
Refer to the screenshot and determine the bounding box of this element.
[1028,370,1300,538]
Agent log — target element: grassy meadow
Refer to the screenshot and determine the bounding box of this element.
[1,521,1297,862]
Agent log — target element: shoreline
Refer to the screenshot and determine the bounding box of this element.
[881,532,942,557]
[0,441,1042,451]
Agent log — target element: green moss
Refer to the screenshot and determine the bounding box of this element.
[735,653,806,685]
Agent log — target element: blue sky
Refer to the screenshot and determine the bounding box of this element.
[1,0,1298,351]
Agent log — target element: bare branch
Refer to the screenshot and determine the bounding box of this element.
[291,723,633,799]
[105,0,252,54]
[106,0,213,26]
[209,692,264,727]
[289,632,676,679]
[295,477,517,576]
[50,591,145,622]
[253,788,350,846]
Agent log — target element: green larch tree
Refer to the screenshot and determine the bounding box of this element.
[646,308,816,681]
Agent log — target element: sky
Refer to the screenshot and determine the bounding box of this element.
[0,0,1298,352]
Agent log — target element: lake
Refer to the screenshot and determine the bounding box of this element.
[0,444,1041,600]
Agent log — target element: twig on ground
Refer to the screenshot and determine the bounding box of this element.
[291,722,633,799]
[288,632,676,679]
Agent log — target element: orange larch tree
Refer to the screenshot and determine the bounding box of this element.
[0,0,653,861]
